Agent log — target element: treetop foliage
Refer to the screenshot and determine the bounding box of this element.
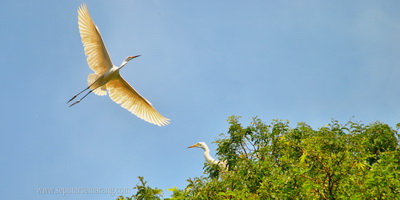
[118,116,400,200]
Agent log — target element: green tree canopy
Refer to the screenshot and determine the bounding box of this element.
[118,116,400,200]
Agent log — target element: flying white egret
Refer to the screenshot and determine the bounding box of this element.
[68,4,170,126]
[188,142,228,170]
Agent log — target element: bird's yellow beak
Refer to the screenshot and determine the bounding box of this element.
[187,144,198,149]
[127,55,141,61]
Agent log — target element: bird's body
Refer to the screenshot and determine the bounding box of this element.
[188,142,228,170]
[68,4,170,126]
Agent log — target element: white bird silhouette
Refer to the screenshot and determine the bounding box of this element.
[68,4,170,126]
[188,142,228,170]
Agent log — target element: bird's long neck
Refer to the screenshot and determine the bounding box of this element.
[203,146,217,164]
[119,61,128,70]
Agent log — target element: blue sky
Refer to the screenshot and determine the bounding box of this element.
[1,0,399,199]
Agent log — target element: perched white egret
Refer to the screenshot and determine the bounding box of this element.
[188,142,228,170]
[68,4,170,126]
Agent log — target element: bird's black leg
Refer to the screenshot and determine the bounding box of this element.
[68,83,104,107]
[67,76,102,104]
[69,89,93,107]
[67,87,90,104]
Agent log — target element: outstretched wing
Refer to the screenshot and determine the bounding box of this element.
[106,74,170,126]
[78,4,113,75]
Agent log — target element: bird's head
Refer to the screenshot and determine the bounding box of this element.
[119,55,141,68]
[187,142,207,150]
[125,55,141,61]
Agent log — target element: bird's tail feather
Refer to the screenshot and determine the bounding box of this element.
[88,73,107,96]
